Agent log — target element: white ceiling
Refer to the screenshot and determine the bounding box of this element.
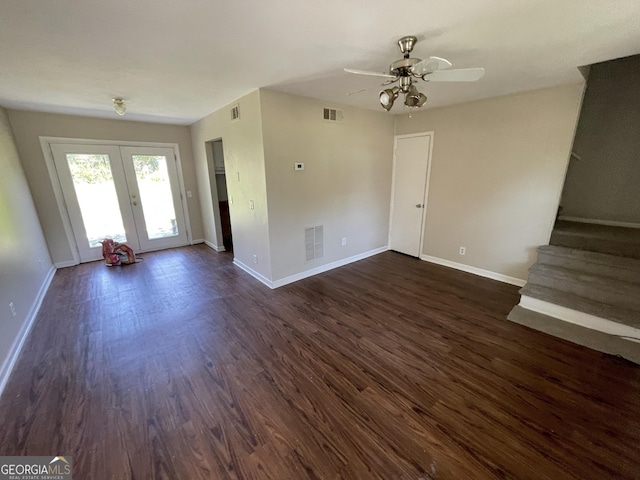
[1,0,639,125]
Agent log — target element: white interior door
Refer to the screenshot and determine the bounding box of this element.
[120,146,188,251]
[389,133,432,257]
[51,143,188,263]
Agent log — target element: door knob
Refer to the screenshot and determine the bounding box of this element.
[132,202,138,206]
[415,204,423,208]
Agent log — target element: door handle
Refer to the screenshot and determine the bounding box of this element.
[415,204,423,208]
[132,202,138,206]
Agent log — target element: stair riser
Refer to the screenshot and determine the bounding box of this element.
[507,305,640,365]
[550,232,640,259]
[537,252,640,284]
[527,272,640,311]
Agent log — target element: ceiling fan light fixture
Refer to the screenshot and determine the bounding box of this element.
[379,87,399,111]
[112,98,127,116]
[404,86,427,108]
[345,36,484,112]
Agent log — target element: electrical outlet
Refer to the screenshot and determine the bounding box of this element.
[459,246,466,255]
[253,254,258,264]
[341,237,347,246]
[38,259,44,270]
[294,162,305,171]
[9,302,16,317]
[249,200,254,210]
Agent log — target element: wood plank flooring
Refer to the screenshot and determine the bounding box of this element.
[1,246,639,479]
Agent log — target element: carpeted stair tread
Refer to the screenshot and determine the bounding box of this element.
[519,283,640,329]
[527,263,640,310]
[537,245,640,283]
[507,305,640,365]
[550,221,640,259]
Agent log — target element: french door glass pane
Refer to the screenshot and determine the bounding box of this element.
[66,154,127,247]
[132,155,178,239]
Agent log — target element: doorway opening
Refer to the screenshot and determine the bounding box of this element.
[206,139,233,252]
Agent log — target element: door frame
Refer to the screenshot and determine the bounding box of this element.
[388,132,434,257]
[40,136,193,266]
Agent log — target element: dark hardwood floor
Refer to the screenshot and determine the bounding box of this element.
[1,246,639,479]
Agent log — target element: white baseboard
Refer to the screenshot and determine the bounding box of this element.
[233,258,273,288]
[204,240,226,252]
[558,216,640,229]
[0,265,56,400]
[420,254,527,287]
[271,247,389,289]
[54,260,77,268]
[233,246,389,289]
[191,238,204,245]
[519,295,640,339]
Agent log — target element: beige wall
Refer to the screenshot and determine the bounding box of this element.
[7,110,203,265]
[561,55,640,224]
[190,90,273,279]
[0,107,53,387]
[260,90,395,281]
[395,84,584,281]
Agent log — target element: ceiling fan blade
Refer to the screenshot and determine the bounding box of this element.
[411,56,452,75]
[422,67,486,82]
[348,78,397,95]
[344,68,397,79]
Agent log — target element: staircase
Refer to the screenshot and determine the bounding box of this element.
[508,220,640,364]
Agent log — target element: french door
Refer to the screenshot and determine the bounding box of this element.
[50,143,188,262]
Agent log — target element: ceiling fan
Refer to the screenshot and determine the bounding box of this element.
[344,36,485,111]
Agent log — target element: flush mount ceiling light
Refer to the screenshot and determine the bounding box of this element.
[345,35,485,112]
[112,98,127,116]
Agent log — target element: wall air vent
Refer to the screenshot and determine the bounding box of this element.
[230,104,240,122]
[305,225,324,261]
[323,108,343,122]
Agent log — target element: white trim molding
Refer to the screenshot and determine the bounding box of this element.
[0,266,56,400]
[54,260,78,269]
[420,254,527,287]
[558,215,640,229]
[191,238,205,245]
[233,246,389,289]
[233,258,273,288]
[203,240,225,252]
[519,295,640,339]
[272,247,389,289]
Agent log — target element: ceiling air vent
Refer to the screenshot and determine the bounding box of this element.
[323,108,343,122]
[305,225,324,261]
[230,104,240,122]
